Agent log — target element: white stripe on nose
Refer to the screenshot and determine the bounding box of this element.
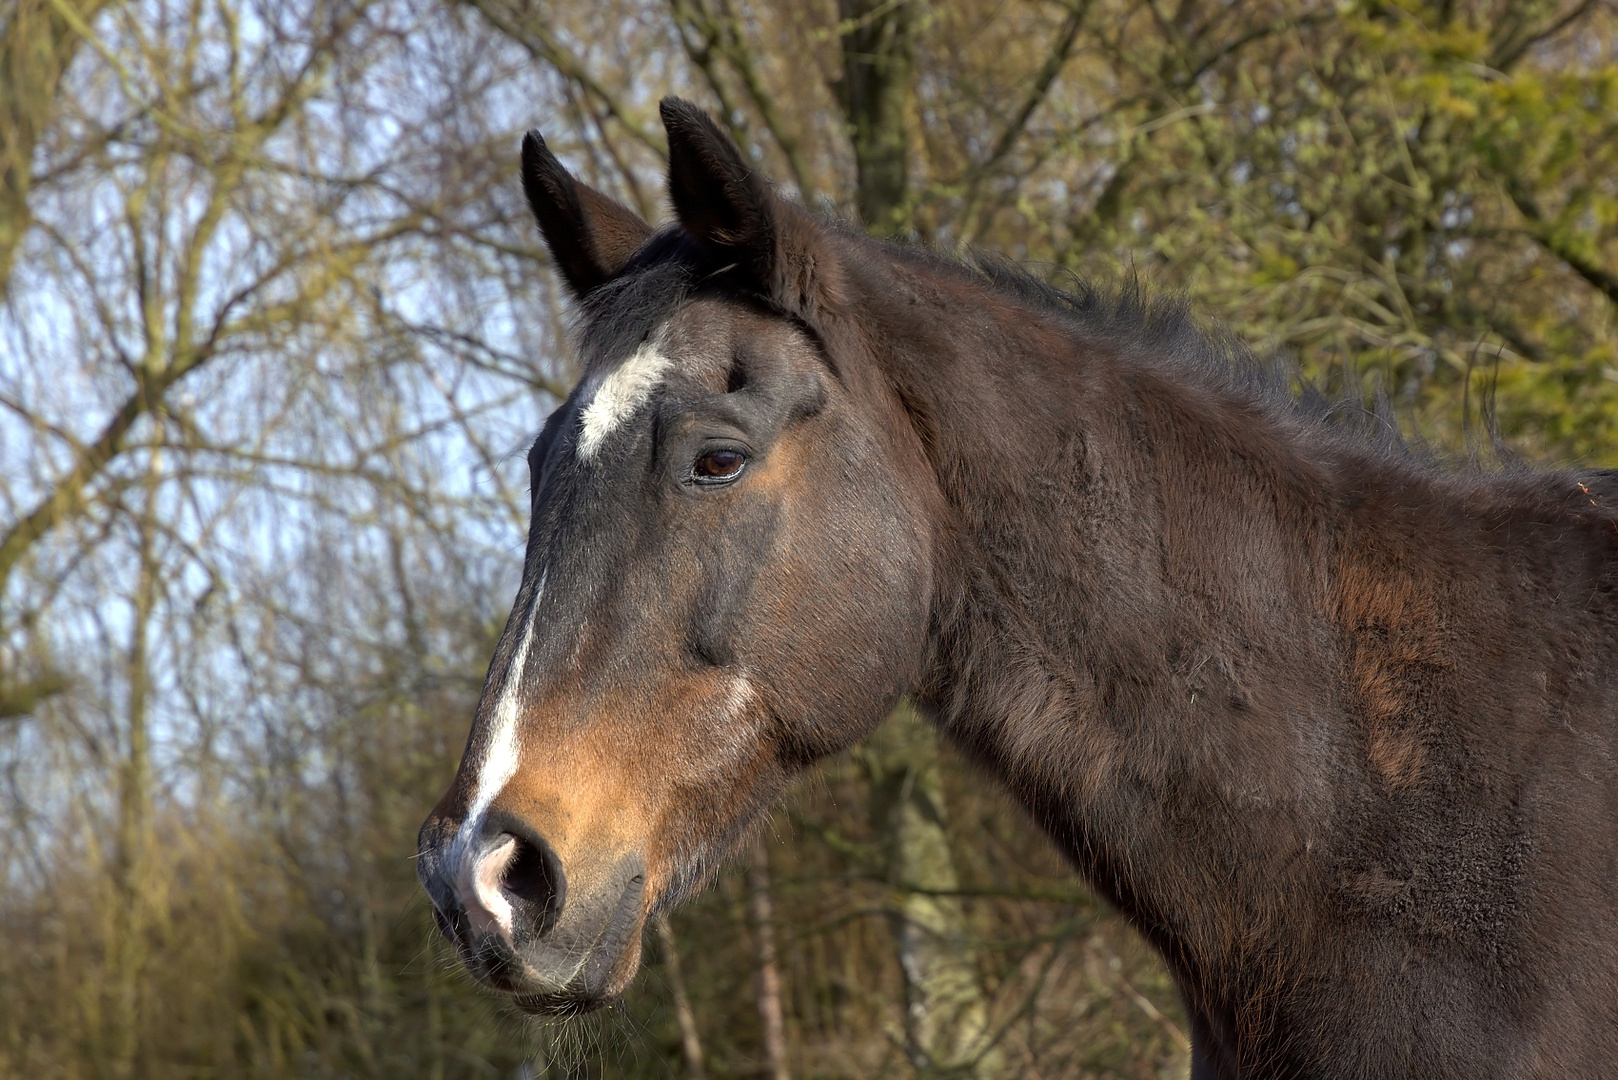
[470,572,544,822]
[450,571,545,916]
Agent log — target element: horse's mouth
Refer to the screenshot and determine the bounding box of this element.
[443,867,649,1012]
[459,941,632,1016]
[455,929,639,1013]
[512,991,612,1017]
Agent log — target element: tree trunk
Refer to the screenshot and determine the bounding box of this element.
[833,0,912,234]
[747,837,791,1080]
[833,6,1001,1074]
[865,704,1003,1078]
[103,462,162,1080]
[0,0,111,293]
[655,914,708,1079]
[0,0,109,720]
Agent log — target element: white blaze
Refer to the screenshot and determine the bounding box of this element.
[458,571,545,860]
[577,342,674,459]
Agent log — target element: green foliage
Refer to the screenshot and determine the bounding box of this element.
[988,0,1618,464]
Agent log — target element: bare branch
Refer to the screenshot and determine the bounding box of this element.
[459,0,666,154]
[1506,178,1618,309]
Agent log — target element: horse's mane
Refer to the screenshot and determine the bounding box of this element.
[859,228,1422,463]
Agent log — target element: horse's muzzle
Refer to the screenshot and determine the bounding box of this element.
[417,811,646,1012]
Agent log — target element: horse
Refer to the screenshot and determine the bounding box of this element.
[417,98,1618,1077]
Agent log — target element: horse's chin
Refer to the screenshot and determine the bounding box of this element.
[494,921,646,1017]
[509,952,640,1016]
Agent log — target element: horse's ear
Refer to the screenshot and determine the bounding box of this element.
[521,131,652,298]
[659,97,839,317]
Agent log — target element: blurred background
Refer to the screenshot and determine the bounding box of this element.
[1,0,1614,1076]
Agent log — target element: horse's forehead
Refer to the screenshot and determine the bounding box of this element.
[572,301,749,461]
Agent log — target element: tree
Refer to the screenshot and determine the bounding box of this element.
[0,0,572,1072]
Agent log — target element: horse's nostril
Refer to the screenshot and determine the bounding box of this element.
[496,830,566,938]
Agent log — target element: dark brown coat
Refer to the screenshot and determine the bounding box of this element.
[419,99,1618,1078]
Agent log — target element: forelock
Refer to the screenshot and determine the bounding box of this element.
[573,226,701,362]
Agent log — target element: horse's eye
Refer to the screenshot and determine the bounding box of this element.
[691,448,748,484]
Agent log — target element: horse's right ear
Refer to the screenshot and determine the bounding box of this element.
[521,131,652,298]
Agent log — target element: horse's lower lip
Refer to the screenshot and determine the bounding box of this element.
[512,992,607,1017]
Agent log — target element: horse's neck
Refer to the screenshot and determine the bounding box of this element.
[878,280,1618,1056]
[896,303,1346,979]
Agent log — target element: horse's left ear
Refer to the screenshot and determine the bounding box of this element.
[659,97,839,317]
